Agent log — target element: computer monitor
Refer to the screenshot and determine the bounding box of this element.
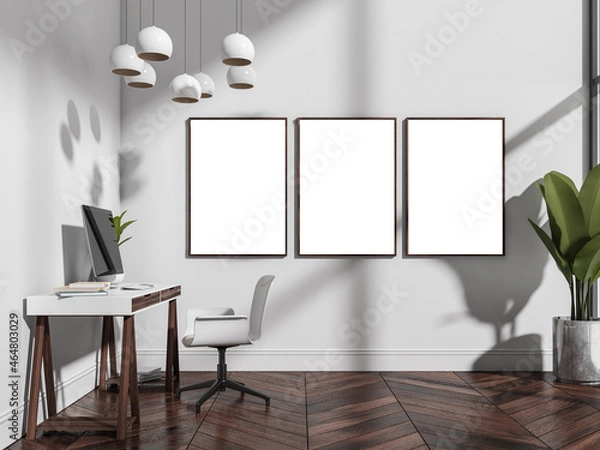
[81,205,124,282]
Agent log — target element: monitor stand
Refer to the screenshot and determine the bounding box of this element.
[96,273,125,287]
[83,259,125,288]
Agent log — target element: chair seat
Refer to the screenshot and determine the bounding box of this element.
[182,314,251,348]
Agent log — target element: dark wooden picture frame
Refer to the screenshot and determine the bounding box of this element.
[405,117,505,256]
[187,118,288,257]
[297,118,397,257]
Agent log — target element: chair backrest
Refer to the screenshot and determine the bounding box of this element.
[248,275,275,342]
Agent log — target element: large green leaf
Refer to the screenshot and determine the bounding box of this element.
[573,234,600,283]
[543,172,589,261]
[548,171,579,196]
[529,219,572,283]
[579,164,600,237]
[538,183,562,248]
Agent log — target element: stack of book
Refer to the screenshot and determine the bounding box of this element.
[54,281,111,297]
[137,366,161,383]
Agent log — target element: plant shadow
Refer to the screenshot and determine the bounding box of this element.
[441,182,548,370]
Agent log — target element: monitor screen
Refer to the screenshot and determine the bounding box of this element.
[82,205,124,278]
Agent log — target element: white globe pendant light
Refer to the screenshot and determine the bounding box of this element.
[137,26,173,61]
[110,0,143,76]
[170,0,201,103]
[222,32,254,66]
[170,74,201,103]
[194,72,215,98]
[111,44,144,76]
[125,61,156,88]
[222,0,254,66]
[136,0,173,61]
[192,0,215,98]
[227,65,256,89]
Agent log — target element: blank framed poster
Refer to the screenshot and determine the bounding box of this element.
[405,118,505,256]
[298,118,397,256]
[188,118,287,256]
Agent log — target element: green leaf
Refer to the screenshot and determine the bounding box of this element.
[543,172,589,261]
[573,234,600,282]
[538,182,562,248]
[529,219,572,283]
[120,220,137,232]
[579,164,600,237]
[548,171,579,196]
[118,236,133,246]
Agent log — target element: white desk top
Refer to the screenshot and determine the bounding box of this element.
[26,284,181,316]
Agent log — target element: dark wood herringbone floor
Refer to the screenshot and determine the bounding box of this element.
[10,371,600,449]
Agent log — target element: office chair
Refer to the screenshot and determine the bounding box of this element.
[175,275,275,412]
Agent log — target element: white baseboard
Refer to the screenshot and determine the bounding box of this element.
[136,348,553,372]
[0,363,97,448]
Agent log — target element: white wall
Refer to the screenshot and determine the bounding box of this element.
[0,0,120,446]
[121,0,585,374]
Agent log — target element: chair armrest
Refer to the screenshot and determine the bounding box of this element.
[183,307,235,339]
[195,315,247,321]
[182,316,250,348]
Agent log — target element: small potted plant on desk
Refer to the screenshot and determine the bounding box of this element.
[529,165,600,384]
[110,210,136,283]
[112,210,136,247]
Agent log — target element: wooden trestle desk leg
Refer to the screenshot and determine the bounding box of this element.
[26,316,56,440]
[165,299,180,391]
[108,318,117,377]
[42,318,57,417]
[129,318,140,423]
[99,317,118,390]
[116,315,140,439]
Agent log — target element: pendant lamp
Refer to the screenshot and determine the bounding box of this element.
[170,0,201,103]
[193,0,215,98]
[222,0,254,66]
[137,0,173,61]
[227,65,256,89]
[126,62,156,88]
[110,0,144,76]
[126,2,156,88]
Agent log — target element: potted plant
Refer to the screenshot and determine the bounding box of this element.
[109,210,136,283]
[111,210,136,246]
[529,165,600,383]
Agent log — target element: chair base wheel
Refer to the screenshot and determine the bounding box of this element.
[178,377,271,412]
[177,348,271,412]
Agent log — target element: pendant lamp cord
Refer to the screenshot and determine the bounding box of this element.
[236,0,242,34]
[184,0,187,73]
[124,0,128,43]
[152,0,155,25]
[199,0,203,71]
[138,0,142,32]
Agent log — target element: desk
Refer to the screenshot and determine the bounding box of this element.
[25,284,181,440]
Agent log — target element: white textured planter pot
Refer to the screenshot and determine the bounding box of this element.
[553,316,600,384]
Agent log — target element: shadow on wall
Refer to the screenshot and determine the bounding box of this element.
[119,145,143,201]
[442,182,548,371]
[60,100,107,205]
[60,100,80,163]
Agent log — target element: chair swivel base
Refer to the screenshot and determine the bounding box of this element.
[175,348,270,413]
